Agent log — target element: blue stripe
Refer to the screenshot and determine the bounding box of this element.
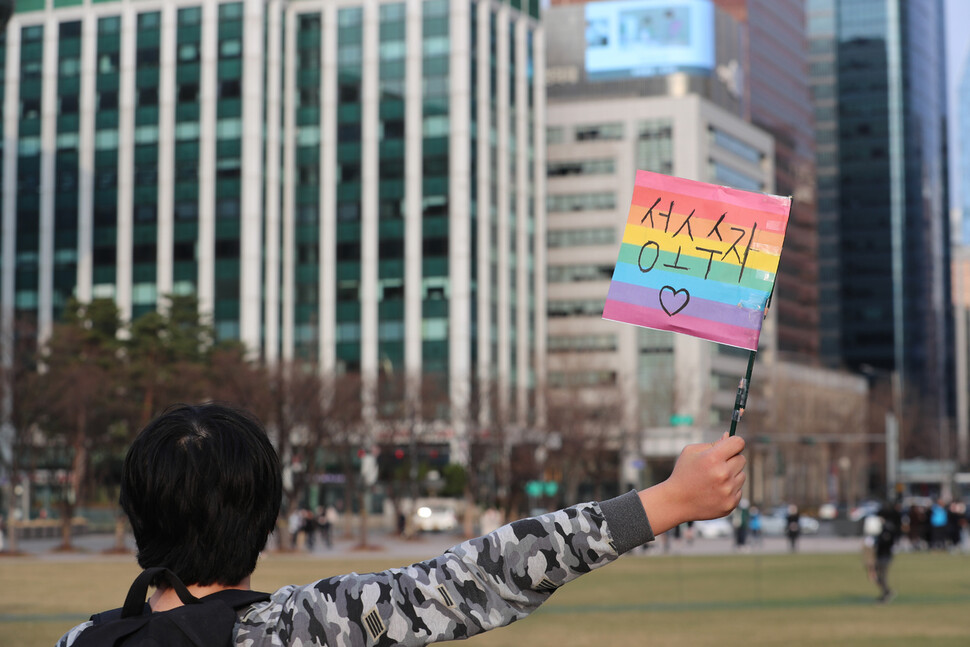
[610,261,770,311]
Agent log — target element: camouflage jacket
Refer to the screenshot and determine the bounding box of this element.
[57,490,653,646]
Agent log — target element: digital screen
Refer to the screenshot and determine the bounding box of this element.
[585,0,715,80]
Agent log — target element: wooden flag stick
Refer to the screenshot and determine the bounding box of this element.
[729,350,756,437]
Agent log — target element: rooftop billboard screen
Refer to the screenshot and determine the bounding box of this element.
[585,0,715,81]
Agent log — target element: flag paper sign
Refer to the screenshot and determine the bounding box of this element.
[602,170,791,350]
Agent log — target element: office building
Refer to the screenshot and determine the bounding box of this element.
[712,0,818,360]
[543,2,778,483]
[0,0,546,461]
[808,0,953,449]
[546,92,776,477]
[959,50,970,244]
[952,50,970,466]
[546,0,816,361]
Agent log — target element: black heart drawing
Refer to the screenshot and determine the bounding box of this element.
[659,286,690,316]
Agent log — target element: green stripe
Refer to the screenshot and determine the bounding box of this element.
[616,242,775,292]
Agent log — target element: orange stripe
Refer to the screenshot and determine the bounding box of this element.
[630,183,790,235]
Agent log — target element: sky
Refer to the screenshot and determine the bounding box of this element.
[946,0,970,212]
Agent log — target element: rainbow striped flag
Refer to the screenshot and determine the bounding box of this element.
[603,170,791,350]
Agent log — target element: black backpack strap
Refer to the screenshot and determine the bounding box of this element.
[89,606,126,625]
[202,588,273,611]
[122,567,201,618]
[74,571,271,647]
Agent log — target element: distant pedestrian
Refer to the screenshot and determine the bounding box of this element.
[872,505,898,603]
[907,503,927,550]
[749,506,762,547]
[862,512,883,583]
[732,499,749,551]
[946,501,964,550]
[287,509,303,550]
[315,506,332,549]
[929,499,948,549]
[325,504,339,545]
[479,506,502,535]
[302,509,317,551]
[786,504,801,552]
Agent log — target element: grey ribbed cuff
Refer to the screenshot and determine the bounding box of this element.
[599,489,655,554]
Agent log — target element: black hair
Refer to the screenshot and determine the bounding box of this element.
[120,402,282,586]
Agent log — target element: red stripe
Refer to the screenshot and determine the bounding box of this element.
[631,171,790,234]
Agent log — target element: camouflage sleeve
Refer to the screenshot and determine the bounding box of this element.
[54,620,93,647]
[236,490,653,646]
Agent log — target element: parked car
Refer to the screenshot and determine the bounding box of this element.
[693,516,733,539]
[849,500,882,522]
[413,501,458,532]
[760,507,819,536]
[817,503,838,520]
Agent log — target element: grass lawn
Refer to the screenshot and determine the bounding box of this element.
[2,549,969,646]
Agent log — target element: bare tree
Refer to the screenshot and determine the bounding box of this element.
[2,318,44,553]
[745,363,868,507]
[544,380,624,509]
[28,299,128,550]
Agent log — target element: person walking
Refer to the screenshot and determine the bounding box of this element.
[732,499,749,551]
[873,504,899,603]
[785,504,801,552]
[929,499,948,549]
[748,505,762,547]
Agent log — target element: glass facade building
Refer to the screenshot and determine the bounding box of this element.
[712,0,819,360]
[1,0,545,454]
[960,51,970,244]
[809,0,953,433]
[543,5,776,480]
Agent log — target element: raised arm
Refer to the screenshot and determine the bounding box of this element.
[237,434,745,647]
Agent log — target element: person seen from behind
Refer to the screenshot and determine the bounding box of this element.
[873,503,899,603]
[57,402,747,647]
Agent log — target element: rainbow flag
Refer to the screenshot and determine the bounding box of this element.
[603,170,791,350]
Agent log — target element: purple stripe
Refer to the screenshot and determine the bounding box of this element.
[607,280,763,330]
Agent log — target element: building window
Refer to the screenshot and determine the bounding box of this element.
[547,227,615,248]
[548,334,617,353]
[98,52,119,74]
[574,122,623,141]
[548,299,606,317]
[546,192,615,213]
[710,160,762,192]
[219,39,242,58]
[547,158,614,177]
[548,370,617,388]
[547,264,615,283]
[710,127,764,164]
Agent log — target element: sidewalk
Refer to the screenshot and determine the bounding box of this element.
[5,528,868,562]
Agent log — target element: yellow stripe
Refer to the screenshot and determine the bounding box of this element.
[621,222,780,274]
